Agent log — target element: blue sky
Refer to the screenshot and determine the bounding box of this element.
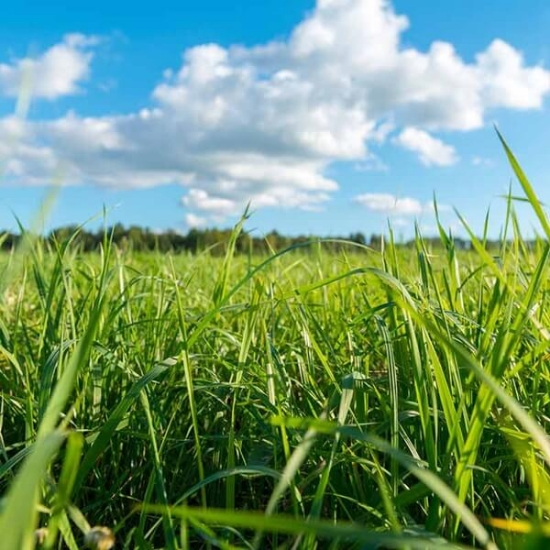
[1,0,550,238]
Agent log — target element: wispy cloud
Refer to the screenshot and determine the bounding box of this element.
[185,213,208,228]
[472,156,494,167]
[354,193,423,215]
[354,152,389,172]
[354,192,449,216]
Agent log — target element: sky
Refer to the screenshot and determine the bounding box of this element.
[1,0,550,238]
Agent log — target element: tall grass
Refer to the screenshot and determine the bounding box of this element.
[1,138,550,548]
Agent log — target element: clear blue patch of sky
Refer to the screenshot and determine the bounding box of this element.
[394,0,550,62]
[0,183,187,234]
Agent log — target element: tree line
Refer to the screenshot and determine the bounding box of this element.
[0,223,489,254]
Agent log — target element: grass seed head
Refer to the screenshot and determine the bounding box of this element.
[35,527,49,545]
[84,526,115,550]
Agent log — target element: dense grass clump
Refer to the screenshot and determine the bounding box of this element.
[2,139,550,548]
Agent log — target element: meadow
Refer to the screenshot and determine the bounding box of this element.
[1,139,550,549]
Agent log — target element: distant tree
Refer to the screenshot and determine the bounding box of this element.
[369,234,383,250]
[0,222,501,255]
[349,232,366,245]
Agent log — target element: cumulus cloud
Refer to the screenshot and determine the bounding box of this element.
[2,0,550,224]
[394,127,459,166]
[0,33,98,99]
[472,156,494,167]
[182,188,236,217]
[477,39,550,109]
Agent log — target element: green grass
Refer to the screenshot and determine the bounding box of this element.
[2,139,550,548]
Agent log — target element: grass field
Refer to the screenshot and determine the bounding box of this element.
[2,140,550,549]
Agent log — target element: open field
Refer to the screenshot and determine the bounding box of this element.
[2,147,550,549]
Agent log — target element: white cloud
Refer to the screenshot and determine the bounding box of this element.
[354,152,389,172]
[354,193,424,215]
[182,188,236,216]
[477,39,550,109]
[0,34,98,99]
[2,1,550,223]
[185,213,208,229]
[394,127,459,166]
[354,192,449,217]
[472,156,494,167]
